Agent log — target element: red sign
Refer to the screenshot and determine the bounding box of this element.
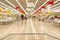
[41,6,46,9]
[47,1,54,5]
[15,6,26,15]
[54,16,58,18]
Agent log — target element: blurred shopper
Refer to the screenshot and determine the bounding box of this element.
[21,15,27,20]
[21,15,24,20]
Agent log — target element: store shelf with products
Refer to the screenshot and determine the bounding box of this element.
[0,9,18,24]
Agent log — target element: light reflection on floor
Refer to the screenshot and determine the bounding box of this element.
[0,18,60,39]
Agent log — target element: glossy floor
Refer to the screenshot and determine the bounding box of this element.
[0,18,60,40]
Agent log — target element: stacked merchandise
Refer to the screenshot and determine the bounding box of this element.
[0,7,17,24]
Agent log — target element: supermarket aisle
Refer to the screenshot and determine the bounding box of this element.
[0,18,60,39]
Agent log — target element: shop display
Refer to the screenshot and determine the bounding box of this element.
[0,7,2,12]
[0,8,17,24]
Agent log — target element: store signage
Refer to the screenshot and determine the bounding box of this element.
[27,3,34,8]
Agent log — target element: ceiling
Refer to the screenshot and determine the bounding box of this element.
[0,0,60,14]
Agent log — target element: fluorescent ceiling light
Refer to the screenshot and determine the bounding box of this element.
[52,8,60,10]
[33,0,49,13]
[0,2,14,10]
[54,0,59,4]
[5,0,15,8]
[26,0,28,4]
[45,0,60,12]
[0,5,7,9]
[16,0,28,15]
[0,5,14,12]
[51,6,60,9]
[46,0,59,8]
[0,2,20,14]
[32,0,38,11]
[51,3,60,8]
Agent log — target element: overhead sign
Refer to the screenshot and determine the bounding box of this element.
[27,3,35,8]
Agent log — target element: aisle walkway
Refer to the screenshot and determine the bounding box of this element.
[0,18,60,39]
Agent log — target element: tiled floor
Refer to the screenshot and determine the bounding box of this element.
[0,18,60,40]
